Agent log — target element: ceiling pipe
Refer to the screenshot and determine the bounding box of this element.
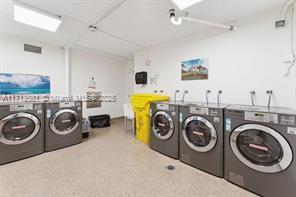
[281,0,295,20]
[169,9,235,31]
[186,17,234,31]
[91,0,128,26]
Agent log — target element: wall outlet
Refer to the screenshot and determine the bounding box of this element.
[275,20,285,28]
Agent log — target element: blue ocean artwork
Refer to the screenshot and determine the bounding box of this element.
[0,73,50,95]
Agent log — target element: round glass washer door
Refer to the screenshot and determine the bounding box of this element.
[230,124,293,173]
[152,111,174,140]
[182,116,217,152]
[0,113,40,145]
[50,109,79,135]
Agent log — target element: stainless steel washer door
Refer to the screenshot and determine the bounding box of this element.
[0,113,40,145]
[182,116,217,152]
[152,111,174,140]
[50,109,79,135]
[230,124,293,173]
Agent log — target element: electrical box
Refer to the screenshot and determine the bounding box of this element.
[275,20,285,28]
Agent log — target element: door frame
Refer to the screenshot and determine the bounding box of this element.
[0,113,40,145]
[50,109,79,135]
[152,111,174,140]
[182,116,217,152]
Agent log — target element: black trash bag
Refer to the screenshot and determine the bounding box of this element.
[88,114,110,128]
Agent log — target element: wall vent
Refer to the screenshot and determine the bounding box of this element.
[24,44,42,54]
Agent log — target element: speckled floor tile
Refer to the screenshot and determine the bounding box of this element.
[0,121,257,197]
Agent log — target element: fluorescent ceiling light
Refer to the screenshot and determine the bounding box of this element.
[171,0,203,10]
[13,2,62,32]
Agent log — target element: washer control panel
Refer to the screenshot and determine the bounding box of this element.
[59,102,75,108]
[245,111,278,124]
[157,104,169,111]
[190,107,209,115]
[10,104,33,111]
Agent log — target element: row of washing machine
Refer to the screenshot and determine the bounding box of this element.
[0,101,82,165]
[150,101,296,197]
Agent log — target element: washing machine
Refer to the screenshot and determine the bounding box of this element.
[0,103,44,165]
[224,105,296,197]
[45,101,82,152]
[150,101,180,159]
[179,102,229,177]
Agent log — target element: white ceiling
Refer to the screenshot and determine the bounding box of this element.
[0,0,285,60]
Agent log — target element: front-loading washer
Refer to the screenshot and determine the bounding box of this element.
[45,101,82,152]
[224,105,296,197]
[0,103,44,165]
[179,102,229,177]
[150,101,180,159]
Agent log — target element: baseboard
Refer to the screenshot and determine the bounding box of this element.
[111,116,124,123]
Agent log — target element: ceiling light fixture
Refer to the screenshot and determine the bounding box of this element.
[170,11,182,26]
[171,0,203,10]
[13,1,62,32]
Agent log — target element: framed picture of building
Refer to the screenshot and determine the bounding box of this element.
[181,58,209,80]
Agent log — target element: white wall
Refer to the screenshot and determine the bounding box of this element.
[71,49,126,118]
[124,60,135,103]
[0,33,127,118]
[134,9,296,109]
[0,33,65,95]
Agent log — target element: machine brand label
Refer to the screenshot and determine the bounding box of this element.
[249,143,268,152]
[59,102,75,108]
[193,131,204,136]
[37,110,43,114]
[78,107,81,111]
[287,127,296,135]
[225,118,231,131]
[158,123,166,127]
[190,107,209,115]
[10,104,33,112]
[12,125,26,130]
[171,112,176,117]
[157,104,169,111]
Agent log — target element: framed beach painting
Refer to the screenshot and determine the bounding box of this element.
[0,73,50,95]
[181,58,209,80]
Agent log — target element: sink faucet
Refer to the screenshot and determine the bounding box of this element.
[206,90,211,105]
[217,90,222,105]
[250,91,256,106]
[174,90,180,102]
[181,90,189,102]
[266,90,273,109]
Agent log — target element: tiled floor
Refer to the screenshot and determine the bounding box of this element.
[0,121,256,197]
